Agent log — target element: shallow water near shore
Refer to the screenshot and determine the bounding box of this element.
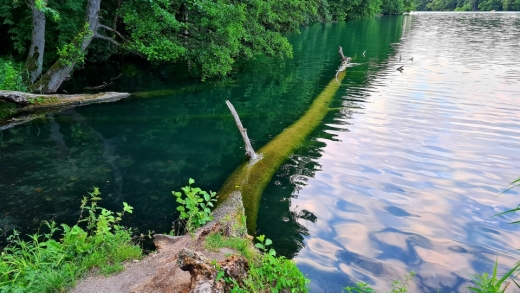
[1,13,520,292]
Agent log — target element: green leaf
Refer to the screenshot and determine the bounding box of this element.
[189,178,195,185]
[123,202,133,213]
[265,238,273,246]
[255,243,265,250]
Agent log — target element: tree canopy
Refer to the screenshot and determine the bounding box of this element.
[0,0,422,93]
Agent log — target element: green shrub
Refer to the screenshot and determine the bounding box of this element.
[208,233,310,293]
[0,188,142,292]
[0,58,28,92]
[173,178,218,233]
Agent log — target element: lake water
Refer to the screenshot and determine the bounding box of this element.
[1,12,520,292]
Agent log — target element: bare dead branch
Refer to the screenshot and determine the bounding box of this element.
[94,33,120,46]
[99,24,128,41]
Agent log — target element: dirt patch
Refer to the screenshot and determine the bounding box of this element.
[71,192,249,293]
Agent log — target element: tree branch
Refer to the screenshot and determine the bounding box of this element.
[99,24,128,41]
[94,33,120,46]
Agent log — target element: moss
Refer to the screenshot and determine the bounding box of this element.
[217,71,347,233]
[27,96,59,105]
[25,48,39,72]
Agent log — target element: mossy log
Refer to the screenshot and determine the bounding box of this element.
[218,71,347,234]
[0,90,129,109]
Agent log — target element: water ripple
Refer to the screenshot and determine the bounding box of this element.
[290,13,520,292]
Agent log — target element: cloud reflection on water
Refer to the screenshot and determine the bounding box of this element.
[258,12,520,293]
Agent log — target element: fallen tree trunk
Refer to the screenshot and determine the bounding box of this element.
[0,90,129,108]
[218,71,348,233]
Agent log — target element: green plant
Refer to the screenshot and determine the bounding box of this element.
[243,235,309,293]
[0,58,28,92]
[173,178,217,233]
[469,177,520,292]
[0,188,141,292]
[343,272,415,293]
[468,258,519,293]
[343,282,375,293]
[204,232,309,292]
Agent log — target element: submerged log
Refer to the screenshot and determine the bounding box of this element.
[218,71,348,233]
[225,100,260,162]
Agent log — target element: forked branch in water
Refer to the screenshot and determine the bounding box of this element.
[225,100,260,162]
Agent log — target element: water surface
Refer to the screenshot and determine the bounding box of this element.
[1,13,519,293]
[256,12,520,292]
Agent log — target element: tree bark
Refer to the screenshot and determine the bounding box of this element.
[25,0,46,84]
[30,0,102,93]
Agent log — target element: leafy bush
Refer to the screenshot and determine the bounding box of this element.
[0,188,141,292]
[247,235,309,293]
[173,178,218,233]
[0,58,28,91]
[208,233,310,293]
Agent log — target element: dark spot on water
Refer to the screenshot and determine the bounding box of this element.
[336,198,368,214]
[424,145,452,153]
[448,245,468,253]
[382,183,406,193]
[336,250,386,276]
[385,206,411,217]
[477,225,500,235]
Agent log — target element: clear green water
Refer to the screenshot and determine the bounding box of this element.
[2,13,520,292]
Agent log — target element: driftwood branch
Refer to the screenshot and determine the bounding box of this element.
[336,46,352,81]
[225,100,260,162]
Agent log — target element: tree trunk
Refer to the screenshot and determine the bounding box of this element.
[25,0,46,84]
[30,0,101,93]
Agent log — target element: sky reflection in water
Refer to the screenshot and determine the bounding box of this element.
[257,13,520,292]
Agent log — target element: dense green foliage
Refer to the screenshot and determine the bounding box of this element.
[415,0,520,11]
[0,0,319,89]
[0,0,415,92]
[0,188,141,292]
[0,58,27,91]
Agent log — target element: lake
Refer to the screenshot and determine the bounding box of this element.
[1,12,520,292]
